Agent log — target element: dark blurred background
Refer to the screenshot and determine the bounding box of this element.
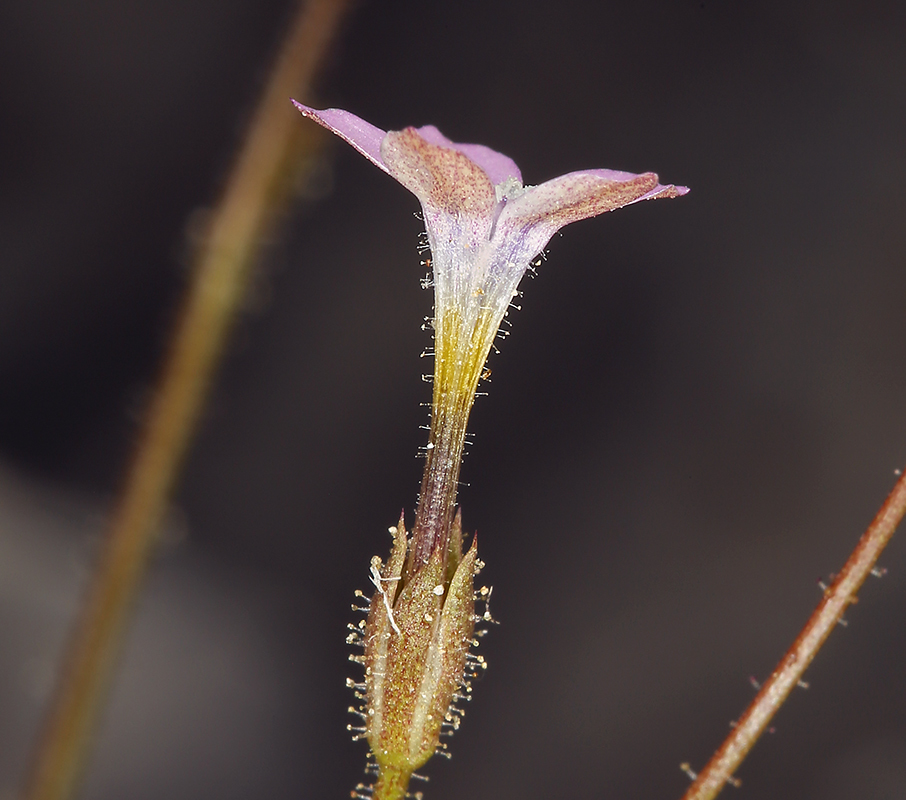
[2,1,906,798]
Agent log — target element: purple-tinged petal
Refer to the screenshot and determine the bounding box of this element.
[290,104,523,187]
[380,129,499,316]
[577,169,690,202]
[415,125,522,186]
[291,101,390,174]
[381,128,497,219]
[494,169,688,264]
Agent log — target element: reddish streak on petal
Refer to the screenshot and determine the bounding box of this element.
[381,128,497,218]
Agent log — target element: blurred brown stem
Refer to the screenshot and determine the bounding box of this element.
[22,2,349,799]
[680,467,906,800]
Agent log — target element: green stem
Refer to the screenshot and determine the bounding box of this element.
[372,762,414,800]
[681,466,906,800]
[21,3,349,799]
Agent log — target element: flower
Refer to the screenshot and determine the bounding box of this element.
[293,103,687,800]
[293,103,688,567]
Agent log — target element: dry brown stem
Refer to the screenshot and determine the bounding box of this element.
[22,2,349,798]
[681,468,906,800]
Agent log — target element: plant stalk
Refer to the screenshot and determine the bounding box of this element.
[21,2,349,799]
[680,467,906,800]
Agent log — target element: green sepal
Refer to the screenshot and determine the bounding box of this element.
[432,536,478,725]
[445,508,464,586]
[360,519,480,785]
[373,546,445,765]
[364,515,409,745]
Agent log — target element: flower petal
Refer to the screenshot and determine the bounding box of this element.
[495,169,688,262]
[290,103,525,190]
[380,128,497,218]
[291,101,389,174]
[415,125,522,186]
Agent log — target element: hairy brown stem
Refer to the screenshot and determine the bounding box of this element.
[411,390,471,570]
[21,2,349,799]
[681,467,906,800]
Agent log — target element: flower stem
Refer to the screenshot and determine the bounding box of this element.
[411,307,496,568]
[412,389,472,567]
[681,467,906,800]
[21,3,349,799]
[372,763,414,800]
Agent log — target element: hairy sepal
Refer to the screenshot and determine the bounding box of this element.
[363,521,478,774]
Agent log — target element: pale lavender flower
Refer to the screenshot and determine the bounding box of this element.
[293,102,687,565]
[294,103,687,800]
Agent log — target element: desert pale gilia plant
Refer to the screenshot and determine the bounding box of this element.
[293,102,688,800]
